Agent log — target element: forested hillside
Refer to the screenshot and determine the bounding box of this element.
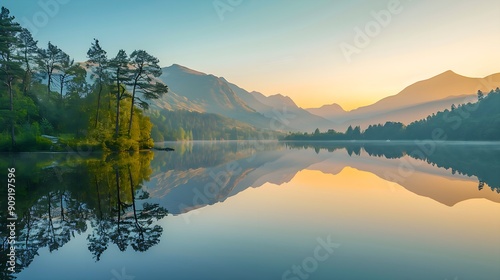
[0,7,166,151]
[149,110,279,141]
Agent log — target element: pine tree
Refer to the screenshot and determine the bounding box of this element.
[36,42,66,95]
[55,52,81,105]
[345,125,353,136]
[64,65,90,137]
[87,39,108,128]
[353,126,361,139]
[127,50,168,137]
[0,7,23,147]
[18,28,38,95]
[477,90,484,101]
[109,50,130,138]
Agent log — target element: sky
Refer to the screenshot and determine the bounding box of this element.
[4,0,500,110]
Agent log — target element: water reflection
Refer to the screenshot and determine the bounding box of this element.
[285,141,500,191]
[1,141,499,279]
[0,152,167,279]
[145,141,500,215]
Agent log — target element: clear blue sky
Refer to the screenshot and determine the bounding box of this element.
[4,0,500,110]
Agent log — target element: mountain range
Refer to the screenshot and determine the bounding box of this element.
[148,65,500,133]
[319,70,500,130]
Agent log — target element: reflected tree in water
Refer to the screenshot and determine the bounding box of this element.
[86,152,168,261]
[0,151,168,278]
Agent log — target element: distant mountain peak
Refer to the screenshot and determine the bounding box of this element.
[168,64,206,76]
[437,70,500,83]
[442,70,457,75]
[435,70,464,78]
[268,93,291,101]
[305,103,346,119]
[317,103,345,112]
[267,93,298,108]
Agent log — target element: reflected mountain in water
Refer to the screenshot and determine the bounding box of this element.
[144,141,500,214]
[287,141,500,206]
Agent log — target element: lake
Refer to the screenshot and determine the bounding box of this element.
[1,141,499,280]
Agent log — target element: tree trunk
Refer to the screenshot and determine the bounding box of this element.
[95,175,103,220]
[94,81,103,128]
[115,168,121,227]
[59,75,64,106]
[22,68,30,96]
[23,51,31,96]
[128,66,142,138]
[115,71,121,139]
[48,193,55,241]
[129,166,143,237]
[47,69,51,96]
[127,80,138,138]
[25,207,32,246]
[60,192,65,221]
[8,80,15,148]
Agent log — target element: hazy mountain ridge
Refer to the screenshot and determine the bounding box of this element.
[306,70,500,130]
[83,62,500,134]
[85,62,500,134]
[305,103,346,120]
[336,94,475,130]
[160,64,254,113]
[350,70,500,115]
[157,64,276,130]
[154,64,335,132]
[227,83,335,132]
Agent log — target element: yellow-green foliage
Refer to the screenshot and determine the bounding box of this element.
[86,151,154,205]
[88,89,154,151]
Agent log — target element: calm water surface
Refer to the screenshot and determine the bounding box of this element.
[1,141,499,280]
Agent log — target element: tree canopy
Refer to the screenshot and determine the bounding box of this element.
[0,6,168,152]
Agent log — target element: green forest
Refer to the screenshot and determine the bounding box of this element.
[149,110,279,141]
[0,7,167,152]
[285,88,500,141]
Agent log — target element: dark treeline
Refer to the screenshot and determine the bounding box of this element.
[0,7,167,152]
[149,110,281,141]
[285,141,500,191]
[285,89,500,141]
